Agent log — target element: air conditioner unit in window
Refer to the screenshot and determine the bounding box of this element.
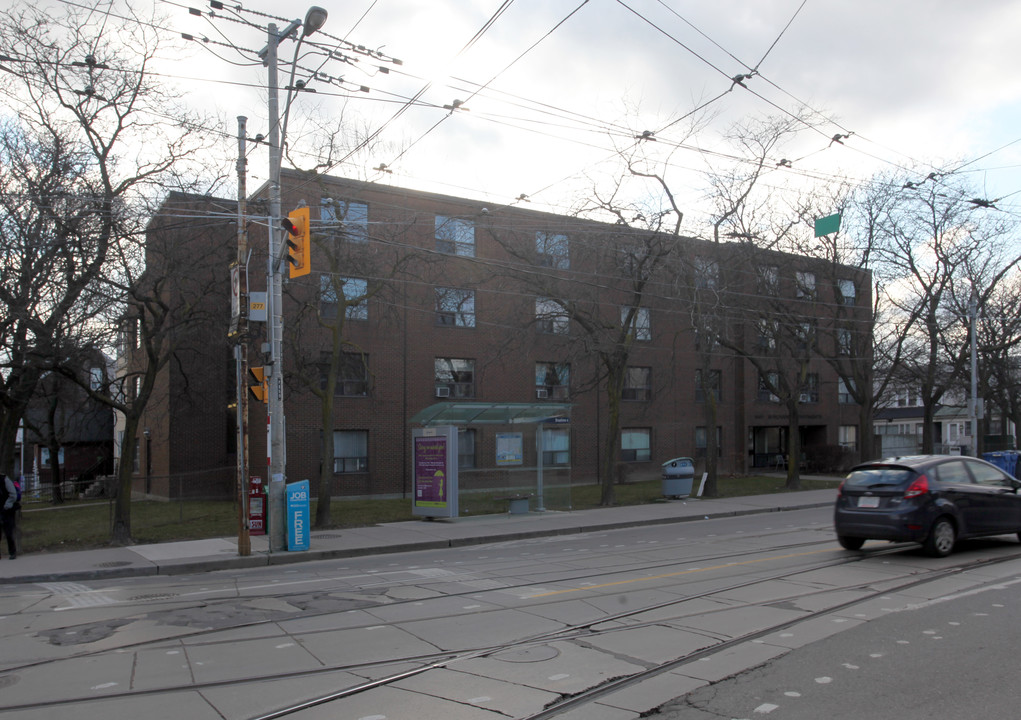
[536,388,549,399]
[435,386,451,398]
[769,394,780,403]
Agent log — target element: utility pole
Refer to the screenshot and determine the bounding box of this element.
[231,116,251,557]
[260,8,328,553]
[969,288,981,456]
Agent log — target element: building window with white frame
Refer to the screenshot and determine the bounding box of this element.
[435,215,475,256]
[695,257,719,289]
[799,373,819,403]
[535,297,569,335]
[622,306,651,341]
[758,265,780,295]
[536,231,569,269]
[435,287,475,327]
[796,271,816,300]
[838,377,856,404]
[320,352,369,397]
[333,430,368,472]
[541,427,570,465]
[620,428,651,462]
[321,198,368,243]
[758,371,779,402]
[623,366,651,401]
[839,425,857,450]
[695,426,722,457]
[320,276,368,320]
[435,358,475,398]
[535,361,570,400]
[837,278,856,305]
[695,369,721,403]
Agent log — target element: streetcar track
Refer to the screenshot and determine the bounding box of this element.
[6,541,1018,717]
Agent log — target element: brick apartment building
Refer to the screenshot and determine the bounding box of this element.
[131,172,871,502]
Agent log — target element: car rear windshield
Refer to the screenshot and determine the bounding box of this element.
[843,466,916,489]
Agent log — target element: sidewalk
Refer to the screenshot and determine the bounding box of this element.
[0,488,838,585]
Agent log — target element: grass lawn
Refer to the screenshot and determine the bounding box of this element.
[18,474,841,554]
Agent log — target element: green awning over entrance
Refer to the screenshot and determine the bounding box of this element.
[411,402,572,427]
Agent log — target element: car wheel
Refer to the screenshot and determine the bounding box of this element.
[837,535,865,551]
[923,517,956,557]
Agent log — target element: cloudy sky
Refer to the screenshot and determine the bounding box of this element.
[165,0,1021,230]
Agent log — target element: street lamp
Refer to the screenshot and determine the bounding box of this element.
[260,6,327,552]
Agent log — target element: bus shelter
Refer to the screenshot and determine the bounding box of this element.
[410,402,573,517]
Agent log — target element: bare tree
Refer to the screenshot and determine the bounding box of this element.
[0,2,213,508]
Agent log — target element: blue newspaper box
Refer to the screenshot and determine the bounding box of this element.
[286,480,311,551]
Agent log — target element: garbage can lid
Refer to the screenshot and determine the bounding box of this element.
[662,457,694,468]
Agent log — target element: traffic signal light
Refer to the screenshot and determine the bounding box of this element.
[282,207,311,278]
[249,366,268,403]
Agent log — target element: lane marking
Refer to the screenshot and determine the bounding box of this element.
[529,547,837,598]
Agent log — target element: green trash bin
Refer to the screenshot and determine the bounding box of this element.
[662,457,694,498]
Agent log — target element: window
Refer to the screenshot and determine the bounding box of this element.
[536,231,569,269]
[839,425,857,450]
[334,430,368,473]
[620,428,651,462]
[695,426,722,458]
[837,328,852,355]
[435,215,475,256]
[758,265,780,295]
[695,369,721,403]
[459,428,476,469]
[796,271,816,300]
[435,287,475,327]
[758,371,779,402]
[90,367,104,391]
[536,297,569,335]
[542,427,570,465]
[321,199,368,243]
[132,438,140,472]
[796,322,815,352]
[320,276,368,320]
[535,361,570,400]
[838,377,856,404]
[320,352,369,396]
[838,278,856,306]
[435,358,475,398]
[757,319,778,352]
[623,366,651,401]
[799,373,819,403]
[965,458,1010,487]
[622,306,651,341]
[695,257,719,289]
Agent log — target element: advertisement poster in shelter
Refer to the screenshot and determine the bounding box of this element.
[412,426,459,518]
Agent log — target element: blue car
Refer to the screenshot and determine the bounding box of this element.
[834,455,1021,557]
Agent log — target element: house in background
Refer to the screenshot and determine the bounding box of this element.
[21,351,115,497]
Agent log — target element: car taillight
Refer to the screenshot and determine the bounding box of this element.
[837,480,845,497]
[904,474,929,499]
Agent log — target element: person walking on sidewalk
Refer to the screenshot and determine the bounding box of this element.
[0,473,18,559]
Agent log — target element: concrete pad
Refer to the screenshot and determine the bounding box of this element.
[394,667,559,716]
[279,684,508,720]
[129,538,241,562]
[598,670,708,713]
[674,604,807,639]
[757,613,866,649]
[362,594,505,624]
[465,640,646,694]
[2,690,222,720]
[580,623,718,665]
[277,607,380,634]
[398,608,566,652]
[184,634,325,684]
[553,701,643,720]
[296,623,441,666]
[673,639,790,682]
[201,669,363,718]
[0,652,136,705]
[131,646,196,691]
